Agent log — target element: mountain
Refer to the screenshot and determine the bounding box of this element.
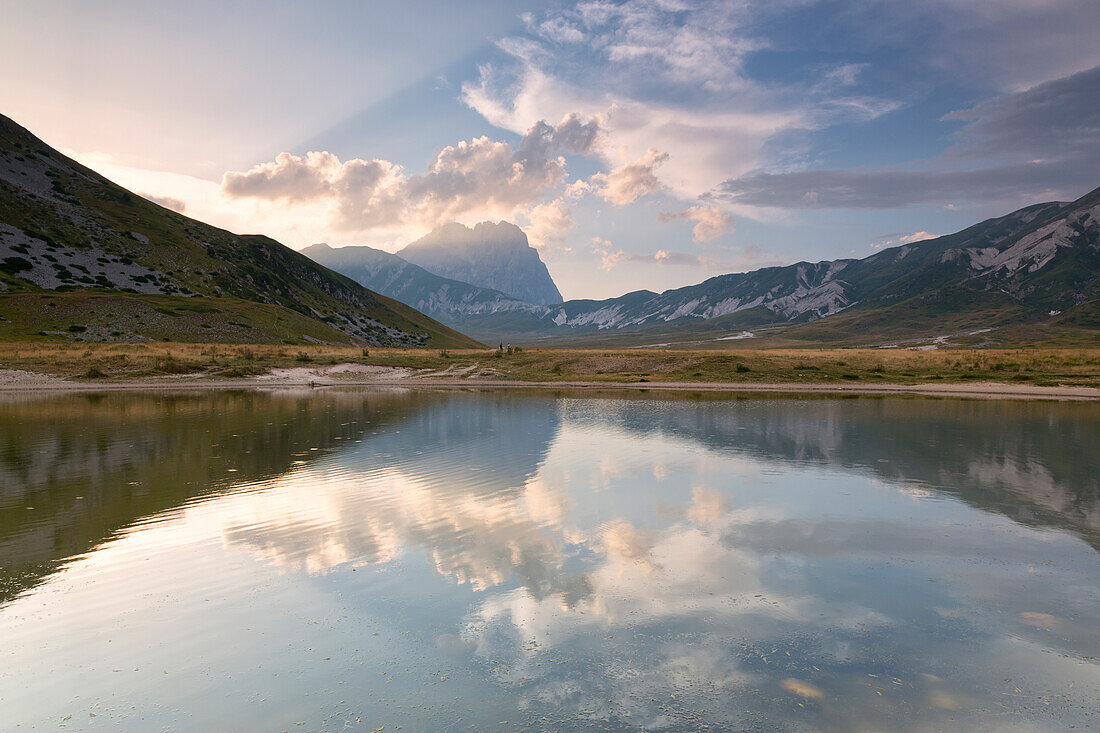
[301,243,534,332]
[309,188,1100,347]
[0,114,480,347]
[398,221,563,305]
[510,191,1100,346]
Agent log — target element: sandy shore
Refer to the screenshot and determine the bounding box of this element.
[0,368,1097,400]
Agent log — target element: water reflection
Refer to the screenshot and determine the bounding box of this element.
[0,390,1097,731]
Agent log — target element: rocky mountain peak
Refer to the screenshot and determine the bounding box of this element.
[399,221,563,305]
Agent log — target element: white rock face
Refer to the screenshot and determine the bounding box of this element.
[964,202,1099,276]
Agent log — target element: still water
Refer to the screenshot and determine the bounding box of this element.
[0,388,1097,731]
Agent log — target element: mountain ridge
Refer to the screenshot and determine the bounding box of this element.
[308,189,1099,347]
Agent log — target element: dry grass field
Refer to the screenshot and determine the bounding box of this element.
[1,342,1099,388]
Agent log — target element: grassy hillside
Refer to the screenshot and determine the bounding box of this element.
[0,113,481,348]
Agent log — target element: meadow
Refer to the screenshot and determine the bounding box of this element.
[1,342,1099,387]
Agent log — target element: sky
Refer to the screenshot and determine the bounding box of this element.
[2,0,1099,301]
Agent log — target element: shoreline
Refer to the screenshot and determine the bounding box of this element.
[1,375,1098,401]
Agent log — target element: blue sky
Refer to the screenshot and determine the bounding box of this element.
[3,0,1099,299]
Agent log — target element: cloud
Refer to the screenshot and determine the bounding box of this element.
[712,65,1100,210]
[524,198,577,249]
[221,114,600,233]
[462,0,1100,219]
[863,0,1100,90]
[222,150,346,201]
[138,192,186,212]
[592,148,669,205]
[461,1,892,201]
[591,236,717,271]
[943,65,1100,162]
[591,236,626,271]
[658,204,734,242]
[712,164,1082,210]
[871,231,936,250]
[521,11,585,44]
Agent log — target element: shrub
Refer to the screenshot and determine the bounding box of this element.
[295,351,312,362]
[67,324,86,333]
[735,363,751,373]
[83,365,106,379]
[1,256,33,274]
[153,355,193,374]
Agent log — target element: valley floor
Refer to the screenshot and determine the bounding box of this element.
[1,343,1099,400]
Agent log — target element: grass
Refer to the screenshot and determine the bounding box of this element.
[0,343,1098,387]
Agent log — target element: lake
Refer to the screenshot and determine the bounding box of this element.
[1,388,1097,731]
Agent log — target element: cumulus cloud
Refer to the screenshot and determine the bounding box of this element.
[658,204,734,242]
[221,114,600,233]
[222,150,345,201]
[592,148,669,205]
[591,236,625,271]
[524,198,576,250]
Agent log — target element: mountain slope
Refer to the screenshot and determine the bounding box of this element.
[398,221,563,305]
[301,243,535,331]
[0,113,481,347]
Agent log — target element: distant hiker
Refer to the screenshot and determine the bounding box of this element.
[499,342,503,351]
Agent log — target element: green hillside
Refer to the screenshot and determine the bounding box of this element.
[0,113,481,347]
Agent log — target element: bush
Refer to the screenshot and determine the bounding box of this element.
[153,355,194,374]
[0,256,32,274]
[83,365,106,379]
[735,363,751,373]
[295,351,312,362]
[67,324,86,333]
[219,365,267,378]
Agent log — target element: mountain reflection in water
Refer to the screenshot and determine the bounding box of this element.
[0,389,1097,731]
